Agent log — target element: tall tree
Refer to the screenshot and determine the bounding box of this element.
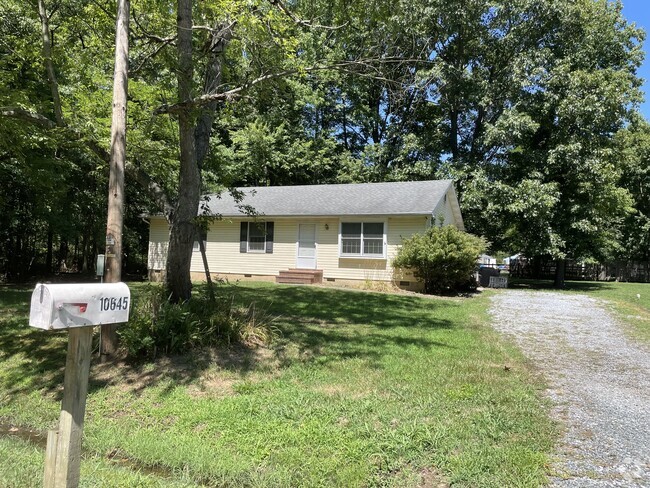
[158,0,320,301]
[615,116,650,261]
[164,0,200,302]
[417,0,642,286]
[102,0,130,357]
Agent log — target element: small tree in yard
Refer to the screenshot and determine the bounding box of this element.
[393,226,487,294]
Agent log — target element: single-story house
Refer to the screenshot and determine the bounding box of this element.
[148,180,464,290]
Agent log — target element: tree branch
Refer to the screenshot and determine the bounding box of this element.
[131,9,175,44]
[155,57,430,114]
[130,36,176,74]
[0,107,57,128]
[126,162,174,219]
[86,143,173,219]
[268,0,347,30]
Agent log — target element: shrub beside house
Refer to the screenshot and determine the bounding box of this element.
[392,225,487,294]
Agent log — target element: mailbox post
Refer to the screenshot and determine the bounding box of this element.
[29,282,130,488]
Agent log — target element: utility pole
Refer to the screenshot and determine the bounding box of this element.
[101,0,129,360]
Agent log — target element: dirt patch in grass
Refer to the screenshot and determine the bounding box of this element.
[418,467,449,488]
[0,422,47,449]
[187,377,236,398]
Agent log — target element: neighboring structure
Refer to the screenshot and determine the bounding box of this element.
[478,254,497,266]
[503,253,521,267]
[148,180,464,289]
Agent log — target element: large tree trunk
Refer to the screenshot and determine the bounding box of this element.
[37,0,64,126]
[81,231,88,272]
[193,23,232,303]
[194,22,232,168]
[342,105,349,150]
[450,107,459,160]
[165,0,200,303]
[101,0,129,359]
[37,0,62,279]
[165,19,232,302]
[554,258,566,288]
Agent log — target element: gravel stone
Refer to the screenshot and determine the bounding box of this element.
[489,291,650,487]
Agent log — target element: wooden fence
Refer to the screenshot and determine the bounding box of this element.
[510,259,650,283]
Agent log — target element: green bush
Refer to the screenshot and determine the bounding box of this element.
[393,225,487,294]
[119,284,278,358]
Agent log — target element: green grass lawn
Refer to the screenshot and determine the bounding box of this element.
[0,282,554,487]
[510,278,650,343]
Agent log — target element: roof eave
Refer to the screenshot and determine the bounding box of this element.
[213,212,435,219]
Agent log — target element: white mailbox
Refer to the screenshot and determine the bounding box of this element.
[488,276,509,289]
[29,282,131,330]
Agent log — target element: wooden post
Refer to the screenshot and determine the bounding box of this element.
[52,327,94,487]
[101,0,130,359]
[43,429,58,488]
[198,229,215,303]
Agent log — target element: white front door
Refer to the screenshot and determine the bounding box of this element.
[297,224,317,269]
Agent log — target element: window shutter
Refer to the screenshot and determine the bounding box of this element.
[240,222,248,253]
[265,222,274,254]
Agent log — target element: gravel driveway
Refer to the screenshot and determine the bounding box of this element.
[489,291,650,487]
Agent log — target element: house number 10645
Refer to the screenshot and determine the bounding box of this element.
[100,296,129,312]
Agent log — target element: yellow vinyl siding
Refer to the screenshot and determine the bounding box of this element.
[148,217,169,270]
[431,189,457,226]
[317,216,428,281]
[194,219,298,275]
[149,216,432,282]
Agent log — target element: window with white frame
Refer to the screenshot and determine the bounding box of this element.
[239,221,274,254]
[340,222,385,257]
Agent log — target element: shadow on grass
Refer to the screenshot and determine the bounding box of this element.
[508,278,621,292]
[0,286,34,310]
[1,283,457,398]
[214,284,457,377]
[223,284,456,328]
[271,324,452,370]
[0,285,68,399]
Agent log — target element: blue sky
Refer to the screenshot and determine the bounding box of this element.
[621,0,650,118]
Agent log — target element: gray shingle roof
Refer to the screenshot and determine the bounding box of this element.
[202,180,454,217]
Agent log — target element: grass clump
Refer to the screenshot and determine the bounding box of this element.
[119,284,278,357]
